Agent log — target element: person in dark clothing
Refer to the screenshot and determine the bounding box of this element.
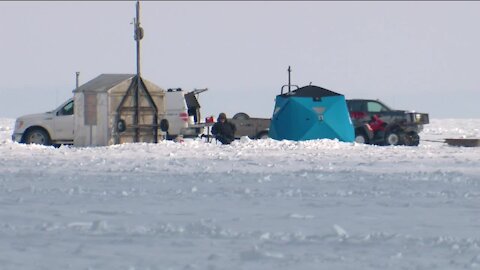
[211,113,236,145]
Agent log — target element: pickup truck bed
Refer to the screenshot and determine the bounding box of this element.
[229,113,270,139]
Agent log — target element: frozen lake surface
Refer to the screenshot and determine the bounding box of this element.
[1,118,480,270]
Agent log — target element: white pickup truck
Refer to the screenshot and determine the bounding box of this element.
[12,89,207,146]
[12,98,75,145]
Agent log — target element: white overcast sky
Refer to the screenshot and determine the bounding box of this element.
[1,1,479,119]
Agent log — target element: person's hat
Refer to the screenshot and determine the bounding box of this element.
[218,113,227,120]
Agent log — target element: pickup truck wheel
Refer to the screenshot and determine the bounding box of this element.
[256,131,269,139]
[24,128,51,146]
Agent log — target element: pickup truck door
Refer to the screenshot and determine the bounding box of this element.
[53,100,74,141]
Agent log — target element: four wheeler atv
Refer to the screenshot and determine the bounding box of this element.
[347,99,429,146]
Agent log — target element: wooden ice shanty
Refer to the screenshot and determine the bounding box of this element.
[73,73,166,146]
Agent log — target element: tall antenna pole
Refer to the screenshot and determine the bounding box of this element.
[288,66,291,93]
[133,0,144,142]
[134,0,143,77]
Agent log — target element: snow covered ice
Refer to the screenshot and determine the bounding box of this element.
[1,117,480,270]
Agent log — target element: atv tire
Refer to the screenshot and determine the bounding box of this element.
[384,130,404,146]
[404,131,420,146]
[354,131,369,144]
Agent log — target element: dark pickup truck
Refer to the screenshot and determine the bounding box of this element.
[347,99,429,146]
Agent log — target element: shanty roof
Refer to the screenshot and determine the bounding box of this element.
[280,85,342,98]
[73,74,136,93]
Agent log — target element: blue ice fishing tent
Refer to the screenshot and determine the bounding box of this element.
[269,85,354,142]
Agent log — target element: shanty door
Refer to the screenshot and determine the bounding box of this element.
[108,77,165,144]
